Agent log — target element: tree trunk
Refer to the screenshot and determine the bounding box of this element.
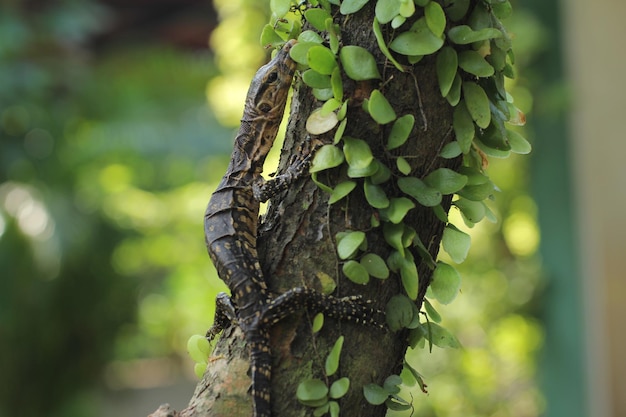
[151,3,459,417]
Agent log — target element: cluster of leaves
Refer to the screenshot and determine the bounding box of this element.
[260,0,530,414]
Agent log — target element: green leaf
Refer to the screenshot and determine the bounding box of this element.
[458,50,495,77]
[424,1,446,37]
[457,181,495,201]
[423,299,442,323]
[423,321,461,348]
[442,224,471,263]
[399,0,415,17]
[270,0,291,17]
[368,89,397,124]
[260,24,285,48]
[446,0,470,22]
[308,45,337,75]
[329,181,356,204]
[360,253,389,279]
[302,69,331,89]
[389,18,444,56]
[446,73,462,106]
[375,0,401,24]
[383,374,403,394]
[325,336,344,376]
[364,180,390,208]
[391,15,406,29]
[290,42,318,65]
[380,197,415,224]
[448,25,502,45]
[424,168,468,195]
[313,404,330,417]
[385,294,417,332]
[454,197,486,224]
[363,383,389,405]
[305,8,333,31]
[396,157,411,175]
[387,114,414,150]
[430,261,461,304]
[453,101,475,153]
[340,45,381,81]
[310,144,344,173]
[400,256,419,300]
[297,379,329,403]
[397,176,442,207]
[331,67,343,101]
[343,260,370,284]
[436,46,458,97]
[343,137,375,176]
[329,401,340,417]
[329,378,350,399]
[187,334,211,363]
[306,108,339,135]
[462,81,491,129]
[312,88,334,101]
[336,231,366,259]
[312,312,324,333]
[340,0,370,15]
[507,129,532,154]
[440,141,462,159]
[372,18,404,72]
[298,30,324,44]
[383,222,405,256]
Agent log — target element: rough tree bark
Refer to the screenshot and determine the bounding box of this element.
[150,3,459,417]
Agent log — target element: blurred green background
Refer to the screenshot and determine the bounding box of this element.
[0,1,603,416]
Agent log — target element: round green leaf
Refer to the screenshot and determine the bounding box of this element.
[507,129,532,154]
[314,404,330,417]
[424,168,468,195]
[260,24,285,48]
[329,181,357,204]
[391,15,406,29]
[399,0,415,17]
[297,379,329,403]
[313,88,334,101]
[446,73,462,106]
[387,114,414,150]
[424,1,446,37]
[340,0,370,15]
[463,82,491,129]
[304,8,332,31]
[430,261,461,304]
[325,336,344,376]
[310,144,344,173]
[458,50,495,77]
[308,45,337,75]
[454,198,486,224]
[457,181,495,201]
[446,0,470,21]
[440,141,462,159]
[187,334,211,363]
[360,253,389,279]
[302,69,331,89]
[448,25,502,45]
[436,46,458,97]
[368,89,397,124]
[343,137,374,174]
[340,45,381,81]
[312,312,324,333]
[336,230,366,259]
[298,30,324,44]
[370,159,392,184]
[194,361,207,379]
[385,294,417,332]
[364,384,389,405]
[442,224,471,263]
[364,180,390,208]
[381,197,415,224]
[389,19,444,56]
[329,401,340,417]
[306,108,339,135]
[290,42,318,65]
[375,0,401,24]
[453,101,475,153]
[396,157,411,175]
[343,260,370,284]
[270,0,291,17]
[330,378,350,399]
[397,176,442,207]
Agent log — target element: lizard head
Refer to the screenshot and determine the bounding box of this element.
[245,39,297,121]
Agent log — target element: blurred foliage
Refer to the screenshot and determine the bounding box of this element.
[0,0,547,416]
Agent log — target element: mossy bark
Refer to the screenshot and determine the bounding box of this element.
[150,3,459,417]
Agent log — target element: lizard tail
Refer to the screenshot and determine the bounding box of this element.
[248,328,273,417]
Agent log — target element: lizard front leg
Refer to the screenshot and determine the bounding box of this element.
[205,292,238,341]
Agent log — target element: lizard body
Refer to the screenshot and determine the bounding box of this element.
[204,40,382,417]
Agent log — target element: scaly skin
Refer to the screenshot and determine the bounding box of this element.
[204,40,383,417]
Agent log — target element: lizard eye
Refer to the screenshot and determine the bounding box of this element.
[258,103,272,113]
[267,71,278,83]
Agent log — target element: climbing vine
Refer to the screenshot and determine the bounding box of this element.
[190,0,528,415]
[264,0,528,414]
